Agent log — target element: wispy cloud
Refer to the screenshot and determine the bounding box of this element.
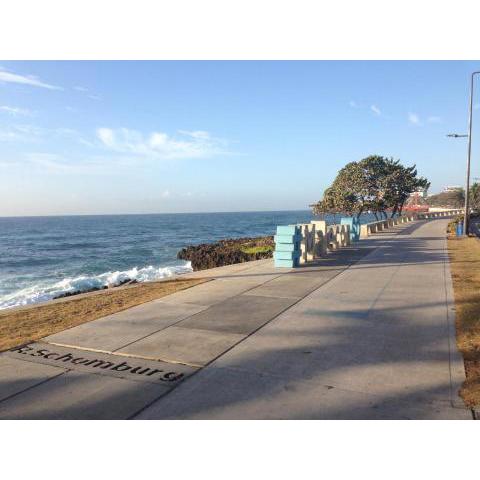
[96,127,228,160]
[0,124,43,142]
[408,112,422,126]
[161,189,171,198]
[0,123,94,147]
[349,100,359,108]
[0,105,33,117]
[370,105,381,116]
[0,68,62,90]
[73,85,101,100]
[22,152,117,174]
[427,115,442,124]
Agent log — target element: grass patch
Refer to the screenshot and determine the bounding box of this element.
[0,277,207,352]
[448,235,480,407]
[240,245,274,255]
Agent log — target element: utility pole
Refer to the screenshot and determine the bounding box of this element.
[447,71,480,235]
[464,72,480,235]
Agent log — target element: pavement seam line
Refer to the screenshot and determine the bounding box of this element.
[0,369,67,405]
[129,220,442,419]
[107,271,287,354]
[129,238,385,419]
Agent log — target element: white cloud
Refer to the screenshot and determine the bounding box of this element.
[0,123,94,147]
[178,130,210,140]
[0,124,43,142]
[370,105,381,116]
[349,100,358,108]
[0,130,20,141]
[0,68,62,90]
[96,127,228,160]
[97,128,116,148]
[427,115,442,124]
[0,105,32,116]
[23,152,115,174]
[161,190,171,198]
[408,112,422,126]
[74,85,101,100]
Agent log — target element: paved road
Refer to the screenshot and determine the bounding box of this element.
[0,219,472,419]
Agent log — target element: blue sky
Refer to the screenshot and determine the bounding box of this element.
[0,60,479,216]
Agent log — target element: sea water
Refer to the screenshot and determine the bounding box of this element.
[0,210,376,309]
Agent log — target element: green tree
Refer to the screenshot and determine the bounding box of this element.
[470,183,480,212]
[313,155,430,219]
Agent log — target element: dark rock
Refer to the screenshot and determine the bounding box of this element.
[53,285,108,299]
[115,278,138,287]
[177,236,274,271]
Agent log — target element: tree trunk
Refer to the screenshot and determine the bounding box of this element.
[391,203,398,218]
[356,207,364,220]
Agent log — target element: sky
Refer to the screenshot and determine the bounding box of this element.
[0,60,479,216]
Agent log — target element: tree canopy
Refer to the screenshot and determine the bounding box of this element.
[312,155,430,219]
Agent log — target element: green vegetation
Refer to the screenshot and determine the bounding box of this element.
[240,245,274,255]
[447,215,465,234]
[427,183,480,212]
[312,155,429,219]
[427,189,465,208]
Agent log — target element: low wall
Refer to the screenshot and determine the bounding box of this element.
[359,209,464,239]
[273,208,464,268]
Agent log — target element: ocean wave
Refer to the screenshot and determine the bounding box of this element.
[0,262,193,310]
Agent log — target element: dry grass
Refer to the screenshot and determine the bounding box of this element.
[0,277,207,352]
[448,235,480,407]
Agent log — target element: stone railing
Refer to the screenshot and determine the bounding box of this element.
[273,208,464,268]
[416,209,464,220]
[359,215,415,238]
[359,209,463,238]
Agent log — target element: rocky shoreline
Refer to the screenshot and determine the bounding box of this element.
[53,236,274,300]
[177,236,274,271]
[53,279,138,300]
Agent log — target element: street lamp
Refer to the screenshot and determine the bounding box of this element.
[447,71,480,235]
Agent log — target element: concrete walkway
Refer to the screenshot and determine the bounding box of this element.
[0,219,473,419]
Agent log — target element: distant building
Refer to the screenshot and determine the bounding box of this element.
[444,185,463,192]
[409,188,428,198]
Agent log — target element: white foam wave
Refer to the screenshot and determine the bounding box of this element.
[0,262,193,310]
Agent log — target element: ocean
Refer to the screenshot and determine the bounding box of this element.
[0,210,376,309]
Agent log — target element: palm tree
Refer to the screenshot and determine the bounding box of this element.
[470,182,480,213]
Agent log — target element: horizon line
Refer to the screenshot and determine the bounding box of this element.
[0,208,314,219]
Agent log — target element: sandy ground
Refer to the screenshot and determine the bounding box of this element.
[0,277,207,352]
[448,235,480,407]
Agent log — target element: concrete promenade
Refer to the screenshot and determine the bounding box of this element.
[0,219,473,419]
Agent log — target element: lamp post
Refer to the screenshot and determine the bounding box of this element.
[447,71,480,235]
[464,72,480,235]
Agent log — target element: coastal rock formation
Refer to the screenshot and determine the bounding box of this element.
[53,279,138,300]
[177,236,274,271]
